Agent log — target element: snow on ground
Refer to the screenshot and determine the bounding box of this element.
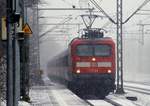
[29,85,90,106]
[18,101,31,106]
[29,87,54,106]
[124,90,150,106]
[1,101,30,106]
[0,101,6,106]
[2,77,150,106]
[88,100,113,106]
[107,94,137,106]
[124,81,150,105]
[106,89,150,106]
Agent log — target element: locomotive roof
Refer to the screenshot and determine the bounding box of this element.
[69,37,114,45]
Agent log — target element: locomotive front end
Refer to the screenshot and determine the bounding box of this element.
[69,38,116,97]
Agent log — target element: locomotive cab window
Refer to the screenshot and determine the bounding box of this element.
[94,45,111,56]
[76,45,93,56]
[76,44,111,56]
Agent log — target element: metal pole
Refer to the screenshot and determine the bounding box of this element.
[6,0,14,105]
[13,23,20,106]
[116,0,125,94]
[37,3,40,70]
[14,0,21,105]
[20,36,30,101]
[24,37,30,100]
[7,0,21,105]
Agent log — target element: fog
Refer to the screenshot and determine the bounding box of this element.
[39,0,150,83]
[123,36,150,83]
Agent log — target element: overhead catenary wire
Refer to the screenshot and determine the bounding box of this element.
[101,15,116,29]
[39,15,72,38]
[123,0,150,24]
[89,0,116,24]
[90,0,150,24]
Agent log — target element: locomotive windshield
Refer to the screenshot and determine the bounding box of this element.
[76,44,111,56]
[76,45,93,56]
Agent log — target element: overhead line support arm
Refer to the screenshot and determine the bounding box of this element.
[123,0,150,24]
[90,0,150,24]
[89,0,116,24]
[38,8,93,10]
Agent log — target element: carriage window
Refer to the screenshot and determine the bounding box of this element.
[76,44,111,56]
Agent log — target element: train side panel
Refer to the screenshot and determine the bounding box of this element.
[47,50,70,84]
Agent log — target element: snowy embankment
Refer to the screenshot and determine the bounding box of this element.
[1,101,30,106]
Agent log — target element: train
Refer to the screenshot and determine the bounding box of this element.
[47,28,116,98]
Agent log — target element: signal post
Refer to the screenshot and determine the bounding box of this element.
[6,0,32,105]
[20,23,32,102]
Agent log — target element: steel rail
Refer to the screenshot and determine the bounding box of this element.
[85,98,122,106]
[124,86,150,95]
[84,100,95,106]
[105,98,122,106]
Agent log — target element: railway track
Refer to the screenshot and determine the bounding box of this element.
[30,85,143,106]
[124,82,150,95]
[123,82,150,106]
[85,98,123,106]
[85,98,138,106]
[125,86,150,95]
[83,94,138,106]
[105,98,123,106]
[83,82,150,106]
[33,78,146,106]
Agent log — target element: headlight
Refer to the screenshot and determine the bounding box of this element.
[92,57,96,61]
[107,70,112,73]
[76,69,80,74]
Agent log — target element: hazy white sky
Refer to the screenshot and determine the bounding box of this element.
[39,0,150,36]
[40,0,150,19]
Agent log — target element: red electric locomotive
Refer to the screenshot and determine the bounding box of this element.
[47,28,116,98]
